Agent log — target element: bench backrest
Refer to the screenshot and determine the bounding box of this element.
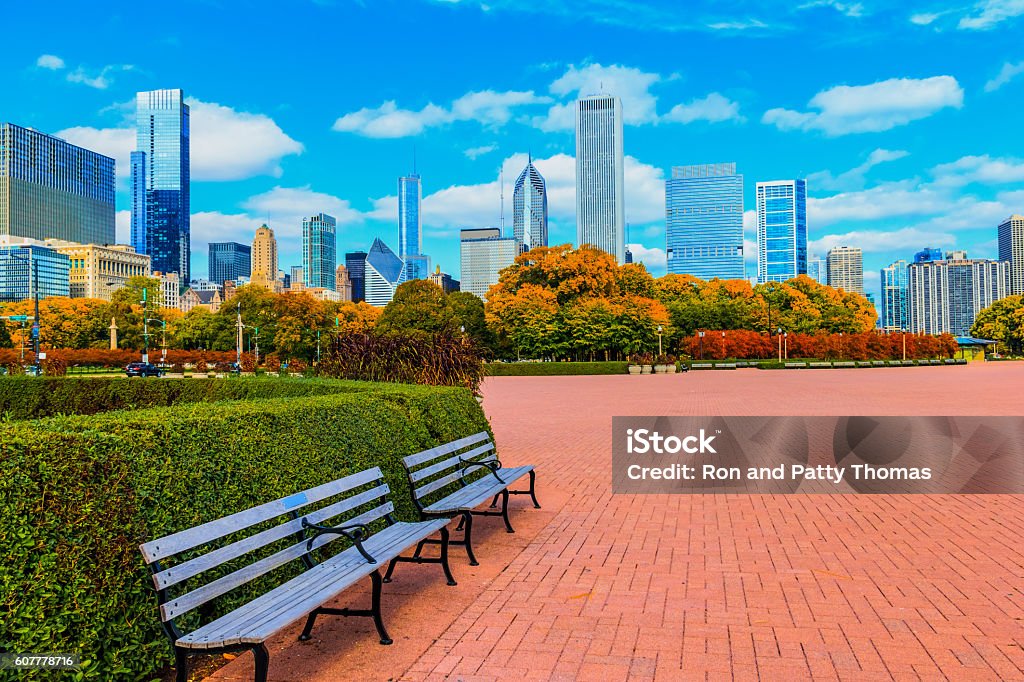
[402,431,496,504]
[139,466,394,624]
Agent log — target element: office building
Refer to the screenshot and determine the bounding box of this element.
[336,264,352,302]
[576,95,625,263]
[250,225,279,291]
[289,265,304,290]
[665,163,744,280]
[303,213,337,290]
[826,246,864,293]
[907,253,1009,336]
[132,89,191,281]
[188,278,222,293]
[624,247,633,264]
[208,242,251,284]
[914,247,943,263]
[149,271,180,311]
[0,237,70,302]
[756,179,807,283]
[429,266,460,294]
[880,259,909,332]
[998,215,1024,295]
[0,123,115,245]
[460,227,516,301]
[53,241,151,300]
[513,157,548,254]
[345,251,367,303]
[398,174,430,280]
[364,238,406,307]
[806,255,826,284]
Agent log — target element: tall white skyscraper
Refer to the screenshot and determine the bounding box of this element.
[575,95,625,263]
[826,246,864,293]
[998,214,1024,295]
[513,157,548,254]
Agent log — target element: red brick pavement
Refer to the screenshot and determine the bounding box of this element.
[209,365,1024,681]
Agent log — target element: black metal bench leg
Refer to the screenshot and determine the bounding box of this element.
[174,647,188,682]
[489,493,500,508]
[439,525,457,586]
[501,489,515,533]
[253,643,270,682]
[461,511,479,566]
[298,609,319,641]
[382,555,400,583]
[370,569,393,645]
[412,538,427,558]
[455,514,466,532]
[528,469,541,508]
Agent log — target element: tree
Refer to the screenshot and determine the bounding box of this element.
[377,280,459,336]
[491,244,620,304]
[971,295,1024,354]
[0,319,12,349]
[486,284,560,359]
[448,291,493,349]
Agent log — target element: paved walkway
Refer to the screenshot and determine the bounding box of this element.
[210,364,1024,681]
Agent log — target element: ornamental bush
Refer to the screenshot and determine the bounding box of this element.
[0,383,488,680]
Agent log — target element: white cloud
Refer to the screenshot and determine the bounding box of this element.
[36,54,65,70]
[762,76,964,135]
[705,18,772,30]
[545,63,662,126]
[810,227,957,254]
[464,145,497,160]
[66,64,135,90]
[664,92,743,124]
[910,12,942,25]
[55,98,302,182]
[241,186,365,238]
[808,148,910,191]
[930,154,1024,187]
[627,244,667,272]
[332,90,550,138]
[799,0,865,17]
[808,181,951,226]
[958,0,1024,29]
[985,61,1024,92]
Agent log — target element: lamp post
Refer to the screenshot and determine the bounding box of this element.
[784,332,788,360]
[141,287,150,363]
[146,318,166,364]
[901,327,907,361]
[657,325,663,356]
[777,328,783,362]
[698,330,705,360]
[235,302,243,367]
[839,332,844,360]
[721,331,726,359]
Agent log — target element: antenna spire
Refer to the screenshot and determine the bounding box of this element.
[499,164,505,233]
[412,144,417,175]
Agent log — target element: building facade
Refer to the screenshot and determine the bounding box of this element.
[756,179,807,283]
[0,238,70,302]
[54,241,151,300]
[429,266,460,294]
[250,225,279,291]
[335,264,353,302]
[576,95,625,263]
[907,254,1010,336]
[208,242,251,284]
[398,174,430,280]
[154,271,181,310]
[460,227,516,301]
[180,287,222,314]
[364,238,407,307]
[806,256,826,284]
[914,247,943,263]
[998,214,1024,295]
[513,158,548,254]
[880,259,909,332]
[345,251,367,303]
[665,163,744,280]
[826,246,864,293]
[132,89,191,281]
[0,123,115,245]
[302,213,337,290]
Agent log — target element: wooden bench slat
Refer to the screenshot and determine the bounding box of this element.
[153,484,390,590]
[160,501,394,622]
[141,467,384,563]
[402,432,490,467]
[409,443,495,483]
[414,454,498,499]
[424,466,534,513]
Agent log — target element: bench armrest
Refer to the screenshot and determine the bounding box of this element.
[460,457,506,484]
[301,518,376,564]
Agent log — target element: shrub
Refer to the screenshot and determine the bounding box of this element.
[194,358,207,373]
[319,332,484,393]
[263,354,281,373]
[485,361,628,376]
[170,363,185,374]
[41,354,67,376]
[239,352,256,372]
[0,383,488,680]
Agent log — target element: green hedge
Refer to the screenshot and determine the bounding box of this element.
[0,384,489,680]
[0,377,376,420]
[485,361,628,376]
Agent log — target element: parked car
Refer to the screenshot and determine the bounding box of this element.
[125,362,164,378]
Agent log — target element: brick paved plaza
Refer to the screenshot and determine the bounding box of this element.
[211,364,1024,681]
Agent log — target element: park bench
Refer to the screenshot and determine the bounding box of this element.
[399,432,540,566]
[139,466,456,682]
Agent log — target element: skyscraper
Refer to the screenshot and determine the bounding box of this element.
[665,163,744,279]
[880,259,909,332]
[345,251,367,303]
[826,246,864,293]
[998,214,1024,295]
[398,174,430,280]
[250,225,278,291]
[0,237,71,302]
[302,213,337,290]
[0,123,115,245]
[806,255,827,284]
[576,95,625,263]
[460,227,516,301]
[907,253,1009,336]
[513,157,548,254]
[364,238,407,306]
[208,242,251,284]
[914,247,942,263]
[132,89,191,281]
[756,180,807,283]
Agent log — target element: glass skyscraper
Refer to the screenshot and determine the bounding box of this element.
[513,157,548,254]
[345,251,367,303]
[0,123,115,245]
[303,213,337,290]
[398,174,429,280]
[756,179,807,283]
[880,259,909,331]
[364,238,407,306]
[132,89,190,282]
[208,242,251,283]
[665,163,744,280]
[576,95,625,263]
[0,241,70,302]
[914,247,942,263]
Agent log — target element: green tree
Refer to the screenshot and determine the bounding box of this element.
[0,318,12,348]
[448,291,492,348]
[377,280,459,336]
[971,295,1024,354]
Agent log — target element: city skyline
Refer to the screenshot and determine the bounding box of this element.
[3,0,1023,304]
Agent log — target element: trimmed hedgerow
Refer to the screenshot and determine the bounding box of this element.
[0,384,488,680]
[0,377,376,420]
[484,361,629,376]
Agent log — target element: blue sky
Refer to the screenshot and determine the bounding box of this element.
[4,0,1024,301]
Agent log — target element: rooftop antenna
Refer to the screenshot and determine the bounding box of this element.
[499,164,505,234]
[412,144,417,176]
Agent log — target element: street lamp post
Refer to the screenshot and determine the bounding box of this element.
[698,330,704,360]
[657,325,663,357]
[721,331,726,359]
[901,328,907,361]
[784,332,788,360]
[777,328,783,362]
[145,318,166,364]
[141,287,150,363]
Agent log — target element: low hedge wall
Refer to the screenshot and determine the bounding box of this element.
[485,361,628,376]
[0,377,375,420]
[1,384,489,680]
